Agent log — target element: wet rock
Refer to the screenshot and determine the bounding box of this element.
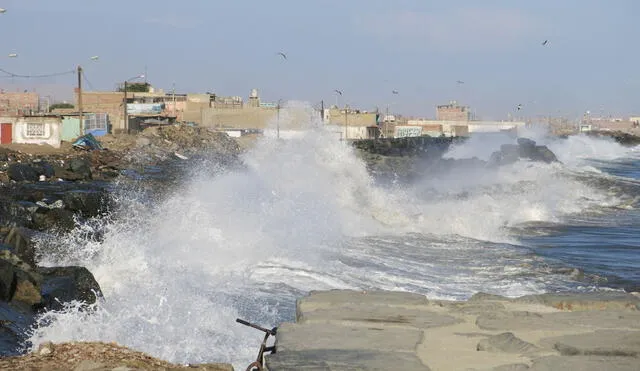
[32,208,76,231]
[488,138,559,166]
[7,164,39,182]
[63,190,110,217]
[37,266,102,311]
[0,250,42,306]
[3,227,37,267]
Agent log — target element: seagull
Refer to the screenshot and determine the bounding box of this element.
[516,104,523,111]
[456,80,465,84]
[334,89,343,96]
[0,8,6,14]
[7,53,17,58]
[392,90,399,94]
[90,56,99,61]
[542,40,549,46]
[277,52,287,60]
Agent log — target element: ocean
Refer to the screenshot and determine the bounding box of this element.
[24,106,640,369]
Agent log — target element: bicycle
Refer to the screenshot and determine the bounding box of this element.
[236,318,278,371]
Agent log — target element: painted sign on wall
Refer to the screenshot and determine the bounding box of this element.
[394,126,422,138]
[127,103,164,114]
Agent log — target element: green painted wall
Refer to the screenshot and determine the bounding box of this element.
[62,117,81,141]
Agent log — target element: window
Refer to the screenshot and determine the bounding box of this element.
[26,123,45,137]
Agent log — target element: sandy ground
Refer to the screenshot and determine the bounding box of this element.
[0,342,233,371]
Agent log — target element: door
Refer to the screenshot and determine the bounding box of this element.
[0,123,12,144]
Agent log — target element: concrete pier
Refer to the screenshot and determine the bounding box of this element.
[266,290,640,370]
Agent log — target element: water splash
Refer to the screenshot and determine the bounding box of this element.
[27,103,630,368]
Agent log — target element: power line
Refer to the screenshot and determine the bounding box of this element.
[0,67,75,79]
[82,70,95,91]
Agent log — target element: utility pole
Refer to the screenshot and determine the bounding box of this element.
[123,80,128,134]
[77,66,84,136]
[385,105,389,139]
[276,99,281,139]
[320,100,324,123]
[344,104,348,140]
[172,82,176,121]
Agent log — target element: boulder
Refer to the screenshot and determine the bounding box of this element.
[68,158,92,180]
[36,266,102,311]
[3,227,38,267]
[32,208,76,232]
[7,164,39,182]
[0,250,42,306]
[489,138,559,166]
[30,161,56,179]
[62,190,109,217]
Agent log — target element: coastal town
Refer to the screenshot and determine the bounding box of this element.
[2,2,640,371]
[1,80,639,149]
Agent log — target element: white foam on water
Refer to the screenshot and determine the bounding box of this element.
[27,103,628,368]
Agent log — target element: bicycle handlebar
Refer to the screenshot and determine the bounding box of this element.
[236,318,277,336]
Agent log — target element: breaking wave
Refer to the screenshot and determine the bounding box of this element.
[27,103,638,368]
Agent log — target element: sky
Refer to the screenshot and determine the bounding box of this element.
[0,0,638,119]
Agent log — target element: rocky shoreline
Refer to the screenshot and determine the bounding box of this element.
[267,290,640,371]
[0,125,241,363]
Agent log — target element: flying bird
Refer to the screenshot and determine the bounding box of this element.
[456,80,465,84]
[334,89,343,96]
[90,56,99,61]
[542,40,549,46]
[0,8,6,14]
[277,52,287,60]
[7,53,17,58]
[392,90,399,94]
[516,104,523,111]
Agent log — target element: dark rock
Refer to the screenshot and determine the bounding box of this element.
[62,190,109,217]
[489,138,559,166]
[36,266,102,311]
[3,227,37,267]
[517,137,536,148]
[7,164,39,182]
[32,208,76,231]
[0,200,37,227]
[533,146,559,163]
[0,260,16,302]
[68,158,92,180]
[0,251,41,306]
[31,161,55,178]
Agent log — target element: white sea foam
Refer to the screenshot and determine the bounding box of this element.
[28,103,629,368]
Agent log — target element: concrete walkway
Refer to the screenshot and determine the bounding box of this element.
[265,290,640,370]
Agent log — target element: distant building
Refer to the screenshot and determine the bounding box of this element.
[324,108,379,140]
[436,101,470,121]
[0,91,40,116]
[0,115,62,147]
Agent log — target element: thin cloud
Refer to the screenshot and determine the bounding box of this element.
[354,7,543,52]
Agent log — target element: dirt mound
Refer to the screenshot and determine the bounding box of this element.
[140,125,240,155]
[0,342,233,371]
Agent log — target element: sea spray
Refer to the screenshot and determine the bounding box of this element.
[27,103,633,368]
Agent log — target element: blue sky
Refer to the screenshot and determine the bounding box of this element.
[0,0,638,119]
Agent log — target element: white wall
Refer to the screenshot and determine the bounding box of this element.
[324,125,370,140]
[13,117,62,148]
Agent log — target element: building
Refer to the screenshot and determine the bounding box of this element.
[436,101,471,121]
[0,91,40,116]
[324,107,379,140]
[0,115,62,147]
